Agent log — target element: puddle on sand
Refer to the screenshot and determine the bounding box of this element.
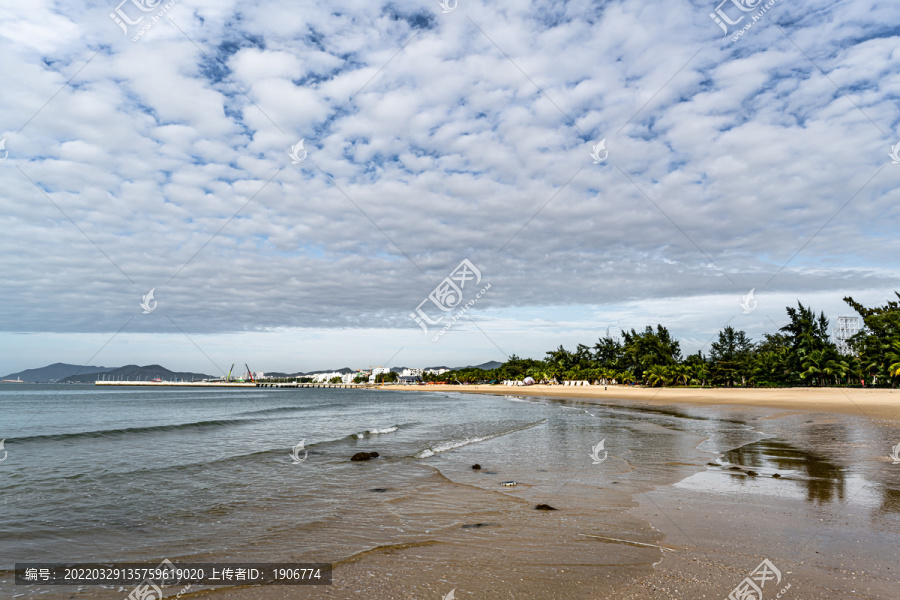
[677,437,900,517]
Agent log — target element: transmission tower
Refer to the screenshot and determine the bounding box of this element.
[833,316,860,356]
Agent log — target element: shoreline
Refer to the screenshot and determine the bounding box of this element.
[179,385,900,599]
[381,384,900,422]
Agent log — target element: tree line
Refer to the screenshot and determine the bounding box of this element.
[425,294,900,388]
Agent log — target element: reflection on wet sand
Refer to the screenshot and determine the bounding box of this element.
[877,483,900,516]
[725,438,847,505]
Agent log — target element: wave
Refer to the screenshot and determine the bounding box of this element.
[352,426,399,439]
[8,418,263,443]
[415,419,546,458]
[502,396,540,404]
[233,405,325,417]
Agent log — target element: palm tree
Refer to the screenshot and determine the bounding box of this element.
[887,340,900,387]
[824,358,849,386]
[752,351,783,386]
[617,370,635,385]
[675,364,692,386]
[801,350,843,386]
[646,365,671,387]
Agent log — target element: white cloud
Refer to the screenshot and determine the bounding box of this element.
[0,0,898,374]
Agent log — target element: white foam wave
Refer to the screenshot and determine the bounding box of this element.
[414,420,546,459]
[355,426,399,439]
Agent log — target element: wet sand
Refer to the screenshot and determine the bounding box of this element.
[171,386,900,600]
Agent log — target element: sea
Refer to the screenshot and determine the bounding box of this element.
[2,384,895,598]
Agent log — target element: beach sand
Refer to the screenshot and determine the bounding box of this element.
[187,386,900,599]
[386,384,900,423]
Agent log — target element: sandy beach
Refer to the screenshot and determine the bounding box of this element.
[384,384,900,423]
[176,386,900,600]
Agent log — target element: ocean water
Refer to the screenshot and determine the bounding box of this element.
[2,384,861,598]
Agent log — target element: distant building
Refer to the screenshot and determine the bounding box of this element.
[401,368,423,377]
[311,371,345,383]
[425,368,449,375]
[369,367,391,383]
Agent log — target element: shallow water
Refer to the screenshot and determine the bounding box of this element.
[2,385,897,599]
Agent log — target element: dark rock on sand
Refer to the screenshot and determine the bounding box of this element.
[472,464,481,470]
[729,466,742,471]
[351,452,377,461]
[772,473,781,478]
[747,470,758,476]
[369,488,388,493]
[461,523,494,528]
[369,452,379,458]
[535,504,557,511]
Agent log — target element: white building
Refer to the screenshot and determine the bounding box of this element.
[310,371,345,383]
[369,367,391,383]
[342,372,367,384]
[425,368,450,375]
[401,368,423,377]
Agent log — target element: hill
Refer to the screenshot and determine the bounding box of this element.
[452,361,504,370]
[1,363,116,383]
[59,364,213,383]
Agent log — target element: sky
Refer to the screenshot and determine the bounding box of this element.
[1,0,899,376]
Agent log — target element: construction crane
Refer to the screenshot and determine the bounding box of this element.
[227,364,234,382]
[245,364,255,383]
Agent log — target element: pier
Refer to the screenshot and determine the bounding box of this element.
[94,381,373,388]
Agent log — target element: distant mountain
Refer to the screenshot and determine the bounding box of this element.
[451,361,504,371]
[59,364,213,384]
[1,363,116,383]
[291,367,356,376]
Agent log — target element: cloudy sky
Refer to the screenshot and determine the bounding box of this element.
[1,0,898,376]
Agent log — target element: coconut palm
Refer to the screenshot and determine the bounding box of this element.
[800,350,845,386]
[616,370,635,385]
[800,350,827,386]
[887,340,900,387]
[646,365,671,387]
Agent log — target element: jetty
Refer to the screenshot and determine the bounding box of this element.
[94,381,374,389]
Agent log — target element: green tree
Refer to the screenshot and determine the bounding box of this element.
[645,364,672,387]
[709,327,753,386]
[621,325,682,379]
[844,292,900,387]
[593,333,624,370]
